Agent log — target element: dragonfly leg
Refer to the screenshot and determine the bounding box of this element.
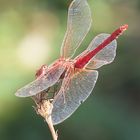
[61,87,66,104]
[60,76,72,104]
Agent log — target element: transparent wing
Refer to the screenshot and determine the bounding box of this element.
[61,0,92,58]
[15,64,65,97]
[52,69,98,125]
[85,33,117,69]
[32,80,62,104]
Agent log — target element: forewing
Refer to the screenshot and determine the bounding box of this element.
[52,69,98,125]
[15,64,65,97]
[85,33,117,69]
[61,0,92,58]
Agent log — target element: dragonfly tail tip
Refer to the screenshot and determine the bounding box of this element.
[120,24,128,32]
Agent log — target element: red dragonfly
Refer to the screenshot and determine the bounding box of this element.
[15,0,128,125]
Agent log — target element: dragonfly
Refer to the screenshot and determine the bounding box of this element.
[15,0,128,125]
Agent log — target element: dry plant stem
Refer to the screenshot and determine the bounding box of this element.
[35,99,58,140]
[45,115,58,140]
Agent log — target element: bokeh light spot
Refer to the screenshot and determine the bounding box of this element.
[17,33,51,68]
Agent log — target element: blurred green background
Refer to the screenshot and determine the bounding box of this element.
[0,0,140,140]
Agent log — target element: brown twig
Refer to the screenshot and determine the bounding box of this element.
[45,114,58,140]
[34,98,58,140]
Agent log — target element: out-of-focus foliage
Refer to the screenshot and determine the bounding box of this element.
[0,0,140,140]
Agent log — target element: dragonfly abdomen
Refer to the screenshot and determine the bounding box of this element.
[74,24,128,69]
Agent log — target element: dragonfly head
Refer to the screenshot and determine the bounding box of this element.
[35,64,48,79]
